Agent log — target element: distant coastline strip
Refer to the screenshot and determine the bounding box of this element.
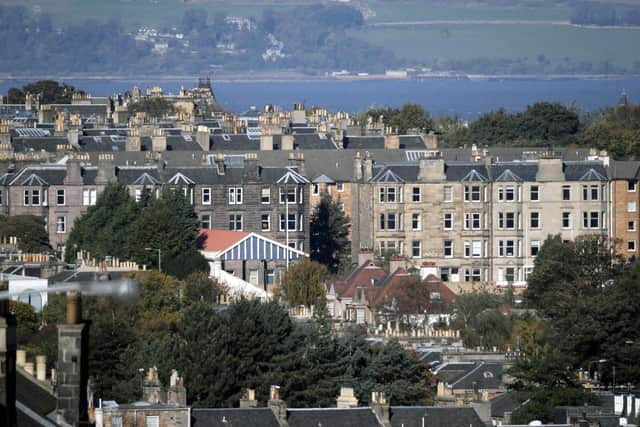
[368,19,640,29]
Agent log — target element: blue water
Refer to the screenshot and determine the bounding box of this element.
[2,78,639,119]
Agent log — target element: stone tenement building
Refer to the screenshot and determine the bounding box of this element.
[1,83,636,288]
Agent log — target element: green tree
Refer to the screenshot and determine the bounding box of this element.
[0,215,50,252]
[285,258,328,309]
[310,192,350,273]
[6,80,84,104]
[127,97,174,119]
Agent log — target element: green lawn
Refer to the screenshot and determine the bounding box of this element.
[349,23,640,68]
[366,1,572,23]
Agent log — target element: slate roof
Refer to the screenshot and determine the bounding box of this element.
[609,160,640,179]
[491,163,538,182]
[490,391,518,418]
[192,408,280,427]
[563,161,608,181]
[16,369,57,427]
[287,407,380,427]
[389,406,485,427]
[343,135,426,150]
[435,362,504,390]
[446,163,489,182]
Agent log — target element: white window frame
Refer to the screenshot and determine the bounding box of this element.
[530,212,540,229]
[229,187,243,205]
[444,240,453,258]
[628,180,637,192]
[56,216,66,234]
[443,213,453,230]
[56,189,65,206]
[531,240,540,257]
[530,185,539,201]
[628,220,636,232]
[312,184,319,195]
[336,182,344,192]
[201,214,211,229]
[443,186,453,202]
[628,201,637,213]
[202,187,212,205]
[229,214,243,230]
[411,212,421,231]
[411,240,421,258]
[628,240,637,252]
[83,188,97,206]
[261,214,271,231]
[562,185,571,201]
[562,212,572,229]
[412,187,421,202]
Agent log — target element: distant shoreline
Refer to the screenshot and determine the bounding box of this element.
[1,72,640,83]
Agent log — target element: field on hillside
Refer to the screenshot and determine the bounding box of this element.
[349,23,640,69]
[365,1,573,23]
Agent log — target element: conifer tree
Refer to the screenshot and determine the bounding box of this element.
[310,192,350,273]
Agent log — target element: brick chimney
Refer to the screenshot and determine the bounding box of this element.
[56,291,89,426]
[195,125,211,151]
[240,388,258,408]
[336,387,358,408]
[268,385,288,427]
[370,392,391,427]
[214,152,225,175]
[418,151,446,181]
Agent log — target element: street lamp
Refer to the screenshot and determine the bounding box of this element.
[145,247,162,272]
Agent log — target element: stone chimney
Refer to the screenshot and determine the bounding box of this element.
[418,151,446,181]
[207,154,222,177]
[195,125,211,151]
[142,367,164,404]
[281,133,294,151]
[56,291,89,425]
[268,385,288,427]
[36,355,46,382]
[423,130,438,149]
[244,153,259,182]
[0,119,12,146]
[291,103,306,124]
[64,156,84,186]
[95,153,115,186]
[260,130,274,151]
[337,387,359,409]
[353,151,363,181]
[363,152,373,182]
[536,155,564,182]
[240,388,258,408]
[66,129,80,149]
[370,392,391,427]
[126,127,141,152]
[166,369,187,406]
[384,127,400,150]
[112,105,129,124]
[38,104,55,124]
[152,128,167,152]
[331,128,344,149]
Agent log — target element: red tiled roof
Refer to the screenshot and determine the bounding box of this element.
[198,229,250,252]
[341,261,387,298]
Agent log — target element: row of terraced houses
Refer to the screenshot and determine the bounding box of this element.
[1,83,639,290]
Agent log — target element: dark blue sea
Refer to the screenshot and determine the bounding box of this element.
[2,78,639,120]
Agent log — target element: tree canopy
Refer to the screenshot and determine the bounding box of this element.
[361,103,433,134]
[0,215,50,252]
[310,192,351,274]
[285,258,328,309]
[6,80,84,104]
[65,182,207,278]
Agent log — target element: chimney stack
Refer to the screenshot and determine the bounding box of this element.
[268,385,287,427]
[195,126,211,151]
[536,155,565,182]
[363,152,373,182]
[142,367,164,404]
[57,290,89,425]
[244,153,259,182]
[95,153,115,186]
[64,156,84,186]
[66,129,80,149]
[418,151,446,181]
[370,392,391,427]
[384,127,400,150]
[240,388,258,408]
[260,128,273,151]
[166,369,187,406]
[336,387,359,408]
[281,133,294,151]
[152,128,167,152]
[353,152,363,181]
[423,130,438,149]
[126,127,141,152]
[214,152,226,175]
